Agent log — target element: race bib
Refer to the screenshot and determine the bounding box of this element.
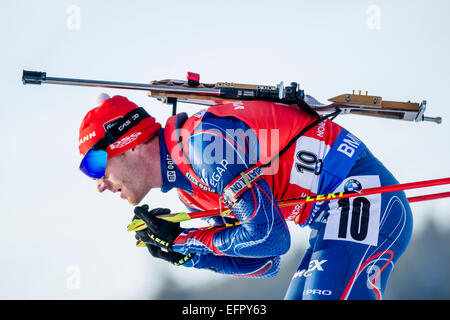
[323,175,381,246]
[289,136,330,194]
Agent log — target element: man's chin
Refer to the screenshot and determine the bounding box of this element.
[126,194,145,206]
[129,200,140,206]
[126,196,139,206]
[123,188,152,206]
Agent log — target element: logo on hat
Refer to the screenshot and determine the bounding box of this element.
[79,131,96,146]
[103,116,122,131]
[110,132,142,150]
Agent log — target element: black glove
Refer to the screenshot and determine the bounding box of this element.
[132,205,183,252]
[135,232,195,266]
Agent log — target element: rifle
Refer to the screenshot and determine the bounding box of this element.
[22,70,441,123]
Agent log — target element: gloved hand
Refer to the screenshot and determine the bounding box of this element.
[135,231,194,266]
[129,205,183,252]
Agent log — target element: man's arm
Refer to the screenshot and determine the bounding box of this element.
[133,206,281,278]
[172,113,291,258]
[177,206,281,278]
[173,179,290,257]
[186,253,281,278]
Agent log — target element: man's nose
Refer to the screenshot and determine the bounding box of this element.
[96,178,108,193]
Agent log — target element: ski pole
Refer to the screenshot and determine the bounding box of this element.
[406,191,450,203]
[156,177,450,223]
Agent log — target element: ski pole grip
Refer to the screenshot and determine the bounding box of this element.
[22,70,46,85]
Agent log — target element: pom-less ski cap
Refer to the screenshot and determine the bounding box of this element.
[78,95,161,159]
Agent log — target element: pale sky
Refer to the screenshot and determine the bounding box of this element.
[1,0,449,299]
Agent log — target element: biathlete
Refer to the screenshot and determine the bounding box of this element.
[78,94,412,300]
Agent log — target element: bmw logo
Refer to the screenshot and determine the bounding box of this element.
[344,179,362,192]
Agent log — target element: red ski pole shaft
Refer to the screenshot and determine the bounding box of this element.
[281,177,450,206]
[407,191,450,203]
[158,177,450,222]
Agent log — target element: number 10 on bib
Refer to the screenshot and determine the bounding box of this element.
[324,176,382,246]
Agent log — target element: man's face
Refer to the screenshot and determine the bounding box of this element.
[96,146,160,205]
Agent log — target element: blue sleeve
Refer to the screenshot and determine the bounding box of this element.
[182,253,281,278]
[172,112,291,258]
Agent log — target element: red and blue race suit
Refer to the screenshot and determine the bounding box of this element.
[158,101,413,299]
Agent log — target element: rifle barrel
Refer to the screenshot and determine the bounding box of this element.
[22,70,220,95]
